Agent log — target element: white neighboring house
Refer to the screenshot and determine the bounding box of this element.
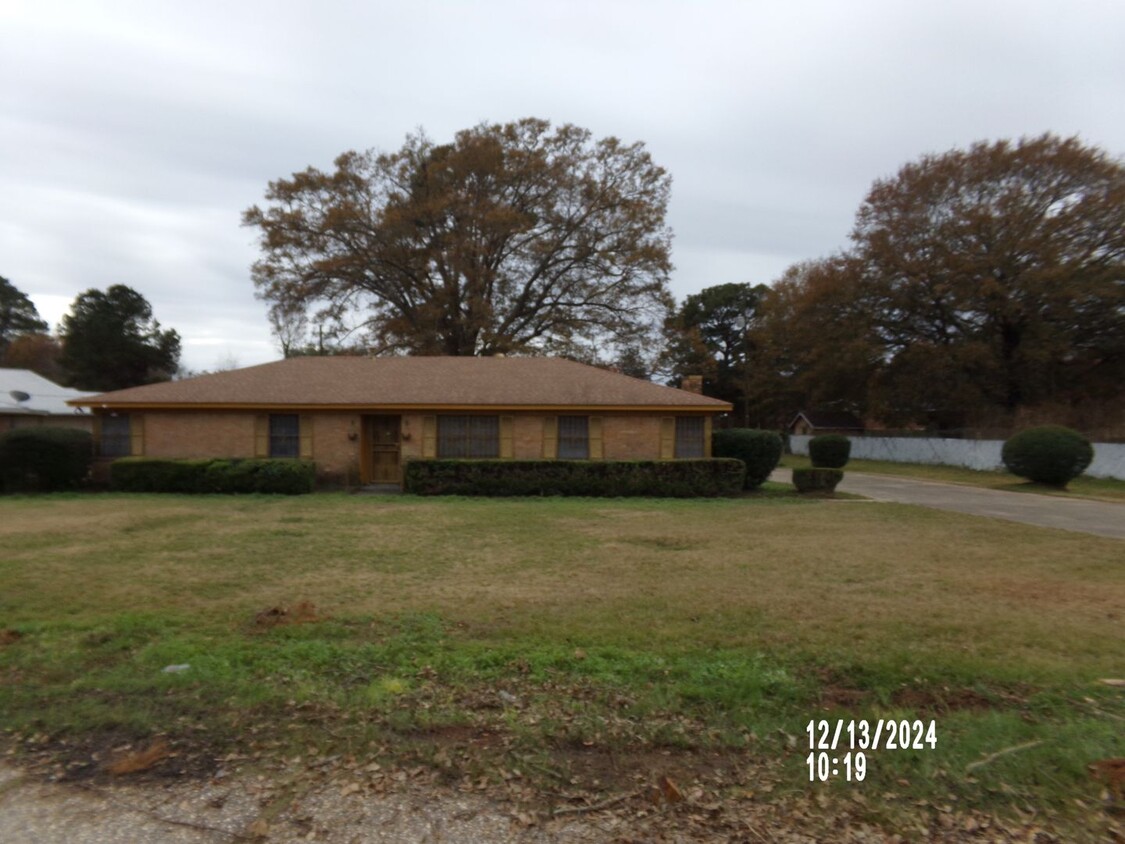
[0,368,97,433]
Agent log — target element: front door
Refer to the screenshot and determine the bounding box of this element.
[364,415,401,484]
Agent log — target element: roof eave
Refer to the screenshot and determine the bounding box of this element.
[71,400,732,413]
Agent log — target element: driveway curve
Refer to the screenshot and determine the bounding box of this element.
[772,470,1125,540]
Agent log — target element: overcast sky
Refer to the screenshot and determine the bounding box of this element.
[3,1,1123,373]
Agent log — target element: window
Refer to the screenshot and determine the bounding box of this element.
[438,416,499,458]
[557,416,589,459]
[269,414,300,458]
[101,414,131,457]
[674,416,705,458]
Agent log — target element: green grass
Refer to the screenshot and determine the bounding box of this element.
[0,492,1121,838]
[781,454,1125,501]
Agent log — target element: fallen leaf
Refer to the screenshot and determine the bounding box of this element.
[107,740,169,776]
[659,775,683,803]
[246,817,270,839]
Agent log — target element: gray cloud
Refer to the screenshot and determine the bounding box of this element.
[2,0,1122,372]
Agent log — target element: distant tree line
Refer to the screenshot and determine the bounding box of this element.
[663,134,1124,433]
[0,278,180,391]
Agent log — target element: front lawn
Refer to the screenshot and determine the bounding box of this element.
[1,493,1121,839]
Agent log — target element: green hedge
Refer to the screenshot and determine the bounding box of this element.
[1001,425,1093,488]
[404,459,746,497]
[0,426,93,493]
[711,428,783,489]
[808,434,851,468]
[110,458,315,494]
[792,467,844,494]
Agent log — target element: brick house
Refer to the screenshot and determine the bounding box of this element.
[71,357,731,487]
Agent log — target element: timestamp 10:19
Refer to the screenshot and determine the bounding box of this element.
[806,751,866,782]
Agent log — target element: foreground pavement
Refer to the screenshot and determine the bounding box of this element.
[773,469,1125,539]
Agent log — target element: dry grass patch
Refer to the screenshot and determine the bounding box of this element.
[0,494,1121,675]
[0,492,1122,841]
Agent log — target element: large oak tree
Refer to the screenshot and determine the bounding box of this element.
[853,134,1125,421]
[244,118,674,357]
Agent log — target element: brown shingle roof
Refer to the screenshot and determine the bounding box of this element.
[73,357,731,411]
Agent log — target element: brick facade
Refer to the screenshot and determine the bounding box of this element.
[97,409,715,487]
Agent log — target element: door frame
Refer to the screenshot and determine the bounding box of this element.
[360,414,403,485]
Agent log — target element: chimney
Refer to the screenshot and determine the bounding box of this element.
[681,375,703,395]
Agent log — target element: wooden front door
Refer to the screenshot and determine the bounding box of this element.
[364,415,401,484]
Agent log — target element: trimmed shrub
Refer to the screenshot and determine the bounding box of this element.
[110,458,315,494]
[1001,425,1093,488]
[404,459,746,497]
[0,426,93,492]
[808,434,851,468]
[792,467,844,494]
[711,428,783,489]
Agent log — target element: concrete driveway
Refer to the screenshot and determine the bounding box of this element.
[771,469,1125,540]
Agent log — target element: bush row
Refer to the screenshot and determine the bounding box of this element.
[110,458,315,495]
[0,427,93,493]
[404,458,746,497]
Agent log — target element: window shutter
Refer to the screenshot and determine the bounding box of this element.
[542,417,557,459]
[254,414,269,458]
[92,415,102,456]
[704,416,713,458]
[422,415,437,458]
[499,415,514,459]
[299,415,314,459]
[588,416,604,459]
[129,414,145,456]
[659,416,675,460]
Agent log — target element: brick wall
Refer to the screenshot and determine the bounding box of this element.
[602,415,664,459]
[99,408,716,487]
[143,411,257,459]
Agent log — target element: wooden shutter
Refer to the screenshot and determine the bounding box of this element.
[704,416,713,458]
[129,414,145,456]
[299,415,314,459]
[588,416,604,459]
[254,414,269,457]
[659,416,675,460]
[422,415,437,458]
[499,415,514,458]
[542,417,557,459]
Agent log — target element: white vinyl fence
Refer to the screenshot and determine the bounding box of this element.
[789,435,1125,481]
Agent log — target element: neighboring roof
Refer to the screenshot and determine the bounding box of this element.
[0,368,97,416]
[789,410,865,431]
[72,357,732,411]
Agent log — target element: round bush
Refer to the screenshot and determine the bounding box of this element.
[792,467,844,494]
[1002,426,1093,488]
[0,426,93,492]
[808,434,851,468]
[711,429,784,489]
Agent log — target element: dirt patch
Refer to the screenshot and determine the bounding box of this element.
[11,729,224,785]
[891,685,1003,713]
[0,630,22,646]
[252,600,324,629]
